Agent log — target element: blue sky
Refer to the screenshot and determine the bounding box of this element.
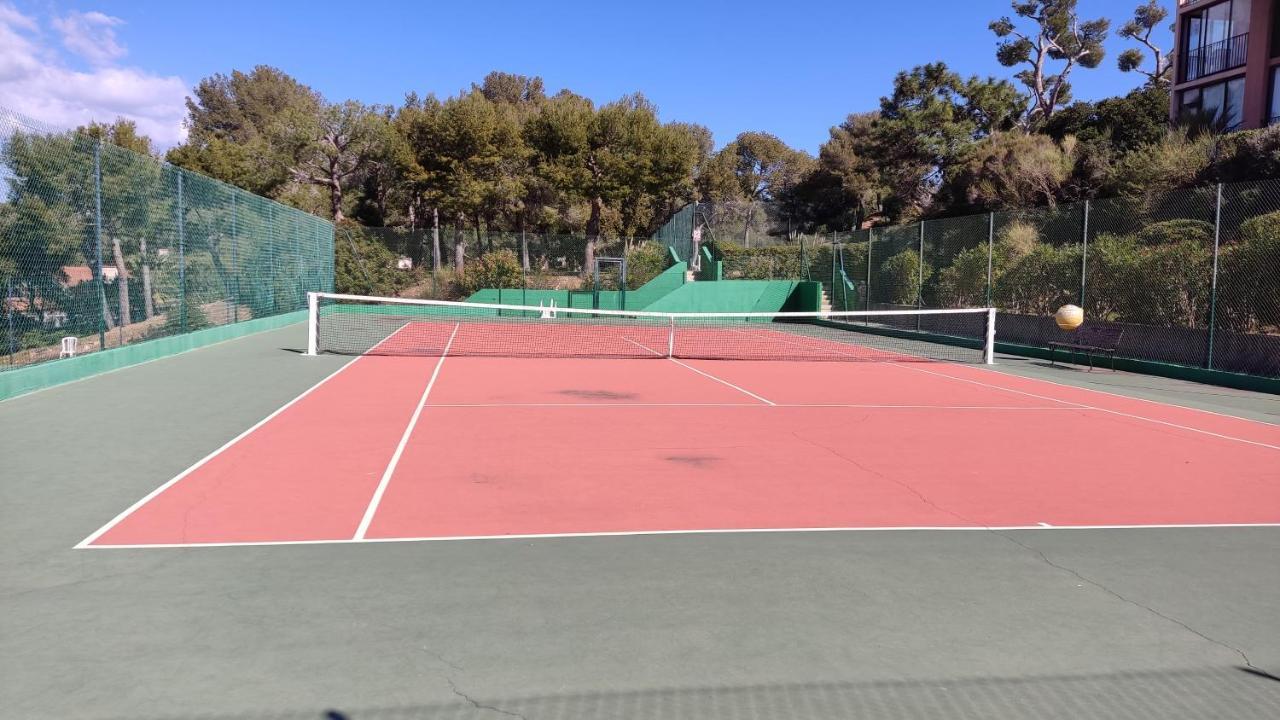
[2,0,1172,151]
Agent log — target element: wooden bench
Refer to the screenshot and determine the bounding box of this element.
[1048,325,1124,371]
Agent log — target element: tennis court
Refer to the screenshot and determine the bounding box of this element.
[76,295,1279,550]
[6,300,1280,719]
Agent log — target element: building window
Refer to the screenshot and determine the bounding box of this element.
[1180,76,1247,131]
[1271,67,1280,125]
[1182,0,1252,81]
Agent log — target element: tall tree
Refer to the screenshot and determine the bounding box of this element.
[271,100,385,222]
[167,66,321,197]
[82,120,165,325]
[1117,1,1172,85]
[403,90,526,273]
[990,1,1110,126]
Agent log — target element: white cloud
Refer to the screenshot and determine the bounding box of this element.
[0,3,188,148]
[52,10,126,66]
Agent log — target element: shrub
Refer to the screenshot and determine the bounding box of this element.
[1135,219,1214,246]
[877,249,932,306]
[625,242,669,287]
[456,249,523,296]
[935,245,991,307]
[1216,211,1280,332]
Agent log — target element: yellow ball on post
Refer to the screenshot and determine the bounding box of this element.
[1055,304,1084,331]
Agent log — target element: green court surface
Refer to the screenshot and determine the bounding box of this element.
[2,323,1279,719]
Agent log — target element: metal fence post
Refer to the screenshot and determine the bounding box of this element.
[5,279,15,364]
[230,191,239,323]
[268,203,276,313]
[1206,183,1224,370]
[93,140,106,352]
[866,227,873,311]
[917,221,925,330]
[830,234,836,310]
[986,212,995,307]
[1079,199,1090,308]
[176,170,185,333]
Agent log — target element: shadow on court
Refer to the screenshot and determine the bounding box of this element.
[97,668,1280,719]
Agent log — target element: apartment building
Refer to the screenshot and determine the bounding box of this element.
[1171,0,1280,129]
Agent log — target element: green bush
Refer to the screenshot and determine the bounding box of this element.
[624,242,669,287]
[335,227,414,296]
[992,242,1080,315]
[1216,211,1280,332]
[456,249,524,295]
[877,249,932,306]
[1135,219,1214,246]
[935,245,991,307]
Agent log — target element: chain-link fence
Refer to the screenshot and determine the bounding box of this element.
[342,225,676,309]
[0,106,334,372]
[698,182,1280,379]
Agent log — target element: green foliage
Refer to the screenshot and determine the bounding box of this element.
[1086,234,1210,326]
[335,227,413,296]
[992,241,1081,315]
[625,242,668,287]
[878,249,932,306]
[1217,211,1280,331]
[990,0,1110,125]
[1116,1,1171,83]
[457,249,524,295]
[1135,219,1213,246]
[936,244,991,307]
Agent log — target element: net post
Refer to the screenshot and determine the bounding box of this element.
[984,307,997,365]
[667,316,675,358]
[305,292,319,356]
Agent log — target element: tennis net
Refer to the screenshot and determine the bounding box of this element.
[307,292,997,364]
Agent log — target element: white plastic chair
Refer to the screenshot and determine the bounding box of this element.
[59,336,78,358]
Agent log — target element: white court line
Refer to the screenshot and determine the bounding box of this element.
[352,323,460,540]
[424,402,1080,410]
[77,522,1280,550]
[620,335,776,406]
[667,358,776,405]
[888,362,1280,452]
[732,322,1277,450]
[74,323,422,549]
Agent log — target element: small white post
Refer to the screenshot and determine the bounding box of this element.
[305,291,318,356]
[667,316,675,358]
[984,307,997,365]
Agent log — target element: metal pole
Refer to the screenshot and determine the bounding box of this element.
[866,227,873,311]
[1206,183,1223,370]
[829,234,836,312]
[917,221,925,309]
[230,192,239,323]
[986,213,995,307]
[1079,199,1090,307]
[177,170,186,333]
[5,279,15,364]
[268,203,276,314]
[917,221,925,330]
[93,140,106,352]
[667,315,675,358]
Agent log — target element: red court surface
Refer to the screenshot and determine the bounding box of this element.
[80,341,1280,549]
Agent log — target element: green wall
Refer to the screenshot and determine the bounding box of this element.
[0,310,309,402]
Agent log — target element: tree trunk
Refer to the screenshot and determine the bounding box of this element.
[585,196,602,273]
[140,236,154,319]
[110,235,131,326]
[432,207,442,272]
[454,213,466,275]
[330,169,344,223]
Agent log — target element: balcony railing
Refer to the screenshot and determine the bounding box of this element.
[1183,33,1249,82]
